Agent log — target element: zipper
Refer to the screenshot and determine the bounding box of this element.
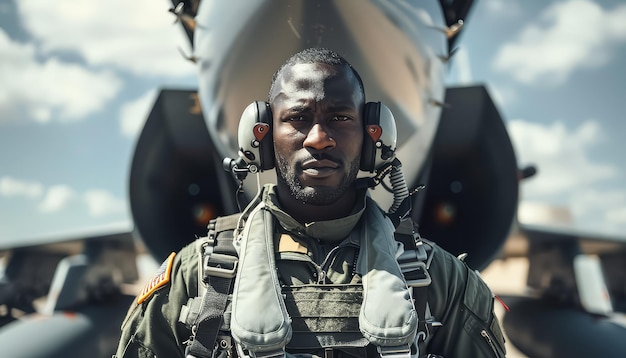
[319,241,359,284]
[480,329,500,357]
[319,245,341,270]
[317,269,326,284]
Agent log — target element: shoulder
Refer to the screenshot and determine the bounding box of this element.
[123,240,201,321]
[422,242,507,357]
[173,240,203,295]
[116,241,202,355]
[174,213,242,291]
[424,240,469,279]
[124,212,241,317]
[425,241,497,319]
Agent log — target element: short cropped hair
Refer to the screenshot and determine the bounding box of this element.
[268,48,365,102]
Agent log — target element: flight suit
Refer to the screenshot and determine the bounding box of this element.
[115,185,506,357]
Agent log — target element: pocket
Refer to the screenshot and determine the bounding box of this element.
[480,328,503,357]
[463,269,493,322]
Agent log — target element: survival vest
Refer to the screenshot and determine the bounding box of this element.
[179,209,437,358]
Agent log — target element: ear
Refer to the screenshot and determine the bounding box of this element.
[237,101,275,171]
[360,102,398,172]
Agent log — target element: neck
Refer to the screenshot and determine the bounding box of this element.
[275,185,358,224]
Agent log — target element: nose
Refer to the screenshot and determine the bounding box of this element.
[303,123,335,151]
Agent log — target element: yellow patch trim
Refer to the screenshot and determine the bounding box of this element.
[136,252,176,304]
[278,234,308,254]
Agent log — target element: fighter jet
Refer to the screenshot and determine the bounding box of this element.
[0,1,625,357]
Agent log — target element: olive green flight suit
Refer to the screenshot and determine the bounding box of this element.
[115,185,506,357]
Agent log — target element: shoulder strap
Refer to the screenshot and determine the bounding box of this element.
[183,214,240,358]
[394,219,437,356]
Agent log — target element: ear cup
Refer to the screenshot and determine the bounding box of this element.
[360,102,398,172]
[237,101,275,171]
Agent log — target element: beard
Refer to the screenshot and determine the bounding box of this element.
[275,154,360,205]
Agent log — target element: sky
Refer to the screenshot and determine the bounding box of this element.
[1,0,625,248]
[450,0,626,237]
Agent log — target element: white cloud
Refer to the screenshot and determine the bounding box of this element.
[84,189,127,217]
[509,119,626,235]
[493,0,626,85]
[0,176,127,217]
[38,185,76,213]
[17,0,195,77]
[120,89,157,138]
[0,29,122,123]
[508,119,616,197]
[29,182,127,217]
[0,176,43,198]
[2,0,196,124]
[569,188,626,235]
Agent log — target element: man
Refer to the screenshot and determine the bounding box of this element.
[115,48,506,358]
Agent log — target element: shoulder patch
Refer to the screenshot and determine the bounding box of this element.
[137,252,176,304]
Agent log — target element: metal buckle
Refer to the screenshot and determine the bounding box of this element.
[203,253,238,278]
[377,344,411,358]
[414,240,428,262]
[401,260,431,287]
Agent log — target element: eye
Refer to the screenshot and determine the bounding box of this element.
[332,115,350,121]
[288,115,305,122]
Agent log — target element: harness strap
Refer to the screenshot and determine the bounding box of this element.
[413,286,429,353]
[185,269,234,357]
[184,215,240,358]
[393,220,437,356]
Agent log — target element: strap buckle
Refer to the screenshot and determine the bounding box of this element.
[400,260,431,287]
[203,253,238,278]
[377,344,411,358]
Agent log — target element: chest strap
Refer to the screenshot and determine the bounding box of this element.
[394,220,439,357]
[182,214,240,358]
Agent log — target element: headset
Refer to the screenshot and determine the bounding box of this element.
[236,101,398,173]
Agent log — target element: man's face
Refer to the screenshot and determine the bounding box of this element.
[270,63,364,205]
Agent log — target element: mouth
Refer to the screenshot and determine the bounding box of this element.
[300,159,340,178]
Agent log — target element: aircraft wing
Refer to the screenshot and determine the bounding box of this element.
[0,229,139,357]
[0,220,133,252]
[491,219,626,357]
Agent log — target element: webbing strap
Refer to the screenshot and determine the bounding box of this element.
[185,216,239,358]
[393,219,434,357]
[413,285,429,354]
[186,275,233,357]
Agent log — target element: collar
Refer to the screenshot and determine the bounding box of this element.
[261,184,367,242]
